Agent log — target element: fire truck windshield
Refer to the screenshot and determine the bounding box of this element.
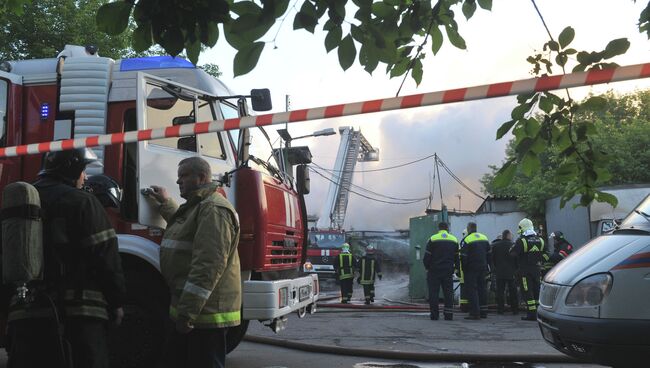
[308,232,346,249]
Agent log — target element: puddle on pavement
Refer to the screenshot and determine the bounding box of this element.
[355,363,542,368]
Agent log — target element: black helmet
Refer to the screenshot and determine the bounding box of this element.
[85,175,122,208]
[39,148,102,180]
[550,231,564,240]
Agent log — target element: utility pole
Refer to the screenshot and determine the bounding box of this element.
[456,194,462,213]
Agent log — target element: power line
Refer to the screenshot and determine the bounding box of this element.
[435,155,486,200]
[309,167,427,205]
[310,164,429,202]
[313,153,436,173]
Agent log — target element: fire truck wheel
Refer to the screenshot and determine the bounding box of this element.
[110,256,169,368]
[226,319,250,354]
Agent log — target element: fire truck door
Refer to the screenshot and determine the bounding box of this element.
[135,72,230,228]
[0,72,22,186]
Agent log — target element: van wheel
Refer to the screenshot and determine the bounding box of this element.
[226,319,249,354]
[110,256,169,368]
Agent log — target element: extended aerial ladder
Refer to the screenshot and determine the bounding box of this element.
[316,126,379,229]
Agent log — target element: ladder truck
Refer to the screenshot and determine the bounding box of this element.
[0,45,318,368]
[304,126,379,277]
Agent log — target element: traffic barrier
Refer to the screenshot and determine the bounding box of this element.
[1,62,649,158]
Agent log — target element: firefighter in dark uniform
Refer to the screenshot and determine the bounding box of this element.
[6,148,126,368]
[490,230,519,314]
[358,245,381,305]
[423,222,459,320]
[543,231,574,275]
[334,243,355,303]
[460,222,490,320]
[510,218,548,321]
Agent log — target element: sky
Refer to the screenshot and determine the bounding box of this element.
[201,0,650,231]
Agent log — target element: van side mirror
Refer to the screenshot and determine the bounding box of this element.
[250,89,272,112]
[296,164,310,195]
[177,136,197,151]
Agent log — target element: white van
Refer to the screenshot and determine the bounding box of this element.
[537,195,650,367]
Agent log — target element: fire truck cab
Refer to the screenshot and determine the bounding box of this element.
[0,45,318,367]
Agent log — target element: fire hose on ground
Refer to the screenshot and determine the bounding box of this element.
[243,298,581,364]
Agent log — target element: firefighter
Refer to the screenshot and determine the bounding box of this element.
[423,222,459,320]
[510,218,548,321]
[548,231,574,265]
[334,243,355,303]
[147,157,241,368]
[460,222,491,320]
[490,230,519,315]
[358,245,382,305]
[6,148,126,368]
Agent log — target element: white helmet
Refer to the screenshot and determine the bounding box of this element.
[341,243,350,253]
[518,218,534,234]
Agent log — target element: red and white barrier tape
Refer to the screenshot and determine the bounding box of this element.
[2,62,649,158]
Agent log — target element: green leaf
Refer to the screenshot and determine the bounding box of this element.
[160,28,185,56]
[556,162,578,181]
[389,57,410,77]
[523,117,541,137]
[96,1,133,35]
[412,58,423,85]
[338,34,356,71]
[293,1,318,33]
[477,0,492,10]
[132,23,153,52]
[511,102,531,120]
[185,40,201,65]
[204,22,220,48]
[234,42,265,77]
[603,38,630,59]
[430,26,443,55]
[325,26,342,53]
[496,120,516,139]
[359,44,379,74]
[539,95,553,113]
[445,26,466,50]
[581,96,607,112]
[517,92,535,104]
[521,152,541,177]
[493,161,517,188]
[462,1,477,20]
[371,2,396,18]
[595,191,618,207]
[555,53,568,67]
[231,1,262,16]
[547,40,559,52]
[558,26,575,49]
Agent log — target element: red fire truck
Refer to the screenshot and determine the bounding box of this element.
[0,45,318,367]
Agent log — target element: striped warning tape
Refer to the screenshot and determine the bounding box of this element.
[1,62,649,158]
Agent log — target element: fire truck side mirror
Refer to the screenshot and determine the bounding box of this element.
[296,164,310,195]
[250,89,272,112]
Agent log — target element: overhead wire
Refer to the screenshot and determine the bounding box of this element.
[310,165,429,202]
[312,153,436,173]
[435,154,486,200]
[308,167,427,205]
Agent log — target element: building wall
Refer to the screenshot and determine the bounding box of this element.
[448,211,528,241]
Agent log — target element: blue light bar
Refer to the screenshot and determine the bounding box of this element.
[120,56,195,72]
[40,102,49,120]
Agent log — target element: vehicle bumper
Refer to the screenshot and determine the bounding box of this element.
[538,308,650,366]
[242,274,319,321]
[303,264,336,278]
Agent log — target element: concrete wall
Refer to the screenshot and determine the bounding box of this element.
[448,211,528,241]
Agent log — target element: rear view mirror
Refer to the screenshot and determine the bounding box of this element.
[250,89,272,111]
[177,136,197,151]
[172,115,194,126]
[296,164,310,195]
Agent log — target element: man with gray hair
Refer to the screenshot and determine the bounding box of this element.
[146,156,241,368]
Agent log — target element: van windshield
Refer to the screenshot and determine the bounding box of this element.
[619,194,650,229]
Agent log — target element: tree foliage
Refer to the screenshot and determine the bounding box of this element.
[0,0,136,60]
[482,90,650,218]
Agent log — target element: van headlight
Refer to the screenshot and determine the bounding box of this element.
[565,273,612,307]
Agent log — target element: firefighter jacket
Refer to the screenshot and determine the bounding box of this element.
[490,239,516,279]
[335,252,355,280]
[423,230,459,276]
[358,254,381,285]
[509,235,548,273]
[460,232,490,274]
[7,177,126,322]
[159,183,241,329]
[550,239,573,264]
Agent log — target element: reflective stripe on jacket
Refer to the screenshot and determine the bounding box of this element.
[423,230,459,275]
[359,255,381,284]
[336,253,354,280]
[159,183,241,329]
[460,232,491,273]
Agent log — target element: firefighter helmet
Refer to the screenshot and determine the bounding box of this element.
[39,148,102,180]
[550,231,564,240]
[85,175,122,208]
[518,218,534,234]
[341,243,350,253]
[366,245,375,254]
